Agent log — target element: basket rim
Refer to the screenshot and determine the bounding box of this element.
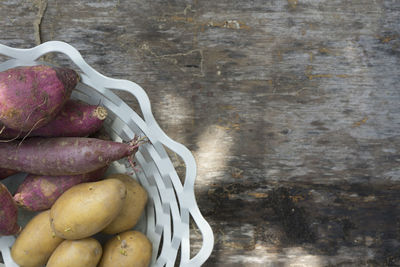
[0,41,214,267]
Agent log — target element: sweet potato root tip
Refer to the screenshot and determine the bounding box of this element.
[13,193,22,203]
[93,106,108,120]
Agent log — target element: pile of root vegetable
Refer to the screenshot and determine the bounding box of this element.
[0,65,152,267]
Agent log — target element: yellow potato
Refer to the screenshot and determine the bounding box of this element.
[46,238,102,267]
[102,174,148,234]
[50,179,126,239]
[99,230,152,267]
[11,210,63,267]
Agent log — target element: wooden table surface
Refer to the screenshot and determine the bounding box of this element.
[1,0,400,266]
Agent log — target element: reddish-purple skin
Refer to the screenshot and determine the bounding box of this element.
[0,65,79,131]
[14,166,108,211]
[0,168,18,180]
[0,137,138,175]
[0,99,106,139]
[0,183,20,235]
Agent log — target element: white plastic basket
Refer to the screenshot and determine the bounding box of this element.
[0,41,214,267]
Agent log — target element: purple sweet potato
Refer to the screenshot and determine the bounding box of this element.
[0,183,20,235]
[0,65,79,131]
[14,166,108,211]
[0,137,140,175]
[0,167,18,180]
[0,99,107,139]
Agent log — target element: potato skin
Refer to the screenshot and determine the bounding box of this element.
[50,179,126,239]
[102,174,148,234]
[11,210,63,267]
[99,230,152,267]
[46,238,102,267]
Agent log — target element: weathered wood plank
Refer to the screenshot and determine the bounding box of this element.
[1,0,400,266]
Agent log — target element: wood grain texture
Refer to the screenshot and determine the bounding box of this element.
[1,0,400,266]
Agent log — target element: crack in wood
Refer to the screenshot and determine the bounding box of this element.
[33,0,48,45]
[140,43,205,77]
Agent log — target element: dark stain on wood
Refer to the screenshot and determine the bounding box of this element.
[200,180,400,265]
[266,187,315,244]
